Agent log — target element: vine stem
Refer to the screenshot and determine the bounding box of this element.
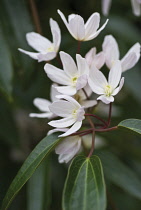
[107,102,112,127]
[77,41,81,54]
[29,0,42,34]
[85,113,107,127]
[87,116,95,158]
[82,88,89,100]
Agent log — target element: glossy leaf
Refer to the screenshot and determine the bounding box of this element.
[118,119,141,136]
[96,150,141,200]
[63,155,106,210]
[1,133,62,210]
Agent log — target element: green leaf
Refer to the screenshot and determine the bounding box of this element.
[118,119,141,136]
[62,155,106,210]
[96,150,141,200]
[27,157,51,210]
[1,133,62,210]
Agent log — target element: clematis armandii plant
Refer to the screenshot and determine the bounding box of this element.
[102,35,141,72]
[48,95,85,137]
[88,60,124,104]
[18,18,61,62]
[57,10,108,41]
[44,51,89,95]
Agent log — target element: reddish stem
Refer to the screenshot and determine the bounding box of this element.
[77,41,81,54]
[85,113,107,127]
[107,102,112,127]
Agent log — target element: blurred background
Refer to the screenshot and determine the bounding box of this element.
[0,0,141,209]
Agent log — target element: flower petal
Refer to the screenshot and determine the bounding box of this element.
[33,98,51,112]
[112,77,124,96]
[108,60,122,89]
[76,74,88,91]
[76,54,89,75]
[88,66,107,94]
[49,100,74,117]
[92,51,105,69]
[29,113,53,118]
[121,43,141,72]
[131,0,141,16]
[102,0,112,16]
[55,86,76,95]
[26,32,52,52]
[81,100,97,108]
[44,64,70,85]
[37,52,56,62]
[85,47,96,66]
[56,95,81,108]
[85,13,100,39]
[102,35,120,69]
[49,116,75,128]
[97,95,114,104]
[60,51,78,77]
[50,84,60,102]
[47,128,68,136]
[59,121,82,137]
[57,10,69,28]
[18,48,39,60]
[68,15,85,40]
[50,18,61,51]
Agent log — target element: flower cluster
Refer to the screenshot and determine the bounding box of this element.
[19,10,141,163]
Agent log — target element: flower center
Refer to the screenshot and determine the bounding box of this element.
[74,94,81,102]
[46,46,54,52]
[104,85,112,96]
[71,76,78,86]
[72,109,78,118]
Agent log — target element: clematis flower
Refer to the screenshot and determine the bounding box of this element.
[18,18,61,62]
[48,95,85,137]
[131,0,141,16]
[44,51,89,95]
[55,135,82,163]
[88,60,124,104]
[102,35,141,72]
[57,10,108,41]
[102,0,112,16]
[29,85,59,118]
[85,47,105,69]
[74,84,97,108]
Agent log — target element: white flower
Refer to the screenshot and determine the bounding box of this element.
[74,84,97,108]
[55,136,82,163]
[18,18,61,62]
[88,60,124,104]
[102,0,112,16]
[48,95,85,137]
[131,0,141,16]
[57,10,108,41]
[29,85,59,118]
[102,35,141,72]
[85,47,105,69]
[44,51,89,95]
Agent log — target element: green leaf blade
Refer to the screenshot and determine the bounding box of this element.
[63,155,106,210]
[118,119,141,136]
[1,133,62,210]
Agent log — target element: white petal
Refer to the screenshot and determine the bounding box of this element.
[68,15,85,40]
[92,51,105,69]
[47,128,68,136]
[37,52,56,62]
[85,47,96,66]
[76,74,88,91]
[60,51,78,77]
[131,0,141,16]
[121,43,141,72]
[112,77,124,96]
[81,100,97,108]
[18,48,39,60]
[102,0,112,16]
[57,10,69,28]
[29,113,53,118]
[108,60,122,89]
[50,18,61,51]
[59,121,82,137]
[49,117,75,128]
[56,86,76,95]
[102,35,120,69]
[49,101,74,117]
[55,136,81,154]
[44,64,70,85]
[85,13,100,39]
[26,32,52,52]
[85,19,108,41]
[97,95,114,104]
[50,84,60,102]
[56,95,81,108]
[88,66,107,94]
[76,54,89,75]
[33,98,51,112]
